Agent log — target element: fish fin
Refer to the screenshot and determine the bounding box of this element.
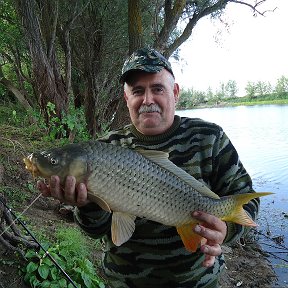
[136,149,220,199]
[176,222,204,252]
[222,192,273,227]
[87,192,111,213]
[111,212,136,246]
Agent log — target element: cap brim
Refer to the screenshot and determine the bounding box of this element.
[120,66,165,84]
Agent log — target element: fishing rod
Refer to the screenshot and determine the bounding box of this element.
[0,197,78,288]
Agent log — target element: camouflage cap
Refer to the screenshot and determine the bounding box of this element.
[120,47,174,83]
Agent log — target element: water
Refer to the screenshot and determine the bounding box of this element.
[176,105,288,285]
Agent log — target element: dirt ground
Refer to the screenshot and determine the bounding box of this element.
[0,198,278,288]
[0,126,279,288]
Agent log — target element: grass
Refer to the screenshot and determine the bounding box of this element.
[0,102,106,287]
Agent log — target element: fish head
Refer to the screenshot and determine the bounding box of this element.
[23,144,88,183]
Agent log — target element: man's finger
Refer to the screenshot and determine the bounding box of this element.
[76,183,89,206]
[202,254,216,268]
[50,175,63,201]
[194,225,224,244]
[64,176,77,203]
[192,211,221,229]
[201,243,222,257]
[37,180,50,197]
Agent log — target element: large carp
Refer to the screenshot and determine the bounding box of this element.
[23,141,271,252]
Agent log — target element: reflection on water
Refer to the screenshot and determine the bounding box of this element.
[177,105,288,185]
[176,105,288,286]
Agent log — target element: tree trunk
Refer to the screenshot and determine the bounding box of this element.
[0,66,33,111]
[15,0,68,127]
[111,0,144,130]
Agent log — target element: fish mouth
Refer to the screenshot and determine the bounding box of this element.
[23,154,41,177]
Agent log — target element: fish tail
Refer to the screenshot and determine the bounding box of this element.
[221,192,273,227]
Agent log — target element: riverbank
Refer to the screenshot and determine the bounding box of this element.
[177,98,288,110]
[0,121,281,288]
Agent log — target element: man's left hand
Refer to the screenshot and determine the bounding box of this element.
[192,211,227,268]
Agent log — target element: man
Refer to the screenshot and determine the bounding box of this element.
[38,47,259,287]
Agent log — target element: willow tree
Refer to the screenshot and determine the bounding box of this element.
[0,0,34,110]
[9,0,271,137]
[112,0,271,128]
[14,0,69,127]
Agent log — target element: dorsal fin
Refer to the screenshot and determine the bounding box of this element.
[135,149,220,199]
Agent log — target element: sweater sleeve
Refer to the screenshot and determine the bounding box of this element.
[211,128,260,244]
[74,202,112,239]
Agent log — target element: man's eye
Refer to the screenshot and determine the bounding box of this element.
[153,87,164,94]
[133,90,143,96]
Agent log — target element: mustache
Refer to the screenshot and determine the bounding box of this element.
[138,104,162,114]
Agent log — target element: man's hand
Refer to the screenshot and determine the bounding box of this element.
[192,211,227,268]
[37,175,90,207]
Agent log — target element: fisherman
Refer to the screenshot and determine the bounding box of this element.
[38,47,259,287]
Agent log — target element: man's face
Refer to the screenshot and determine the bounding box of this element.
[124,69,179,136]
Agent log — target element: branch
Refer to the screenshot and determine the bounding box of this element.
[229,0,277,16]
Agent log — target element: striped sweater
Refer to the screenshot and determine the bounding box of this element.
[74,116,259,288]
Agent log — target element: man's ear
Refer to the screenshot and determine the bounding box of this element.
[174,83,180,103]
[124,91,128,102]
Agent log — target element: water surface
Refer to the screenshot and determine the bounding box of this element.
[176,105,288,286]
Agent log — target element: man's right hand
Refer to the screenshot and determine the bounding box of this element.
[37,175,90,207]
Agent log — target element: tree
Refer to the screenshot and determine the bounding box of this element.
[225,80,238,98]
[14,0,68,128]
[113,0,271,128]
[0,0,34,109]
[274,75,288,97]
[245,81,257,99]
[6,0,271,136]
[255,80,272,96]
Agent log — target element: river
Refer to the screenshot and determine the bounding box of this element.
[176,104,288,286]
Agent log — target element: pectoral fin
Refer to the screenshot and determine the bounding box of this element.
[176,223,204,252]
[111,212,136,246]
[87,192,111,212]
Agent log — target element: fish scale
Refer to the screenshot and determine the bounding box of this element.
[23,140,272,252]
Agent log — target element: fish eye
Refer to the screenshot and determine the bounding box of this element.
[50,158,58,165]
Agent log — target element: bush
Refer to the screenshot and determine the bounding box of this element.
[23,227,105,288]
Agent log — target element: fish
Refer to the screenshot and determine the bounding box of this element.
[23,140,272,252]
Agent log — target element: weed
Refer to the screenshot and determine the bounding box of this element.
[23,227,105,288]
[44,102,90,143]
[0,186,30,207]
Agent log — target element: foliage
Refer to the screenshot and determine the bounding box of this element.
[274,75,288,97]
[23,227,105,288]
[43,102,90,143]
[1,0,270,136]
[177,76,288,109]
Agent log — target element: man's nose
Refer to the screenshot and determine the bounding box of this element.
[143,91,154,105]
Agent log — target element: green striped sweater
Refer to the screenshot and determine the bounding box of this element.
[74,116,259,288]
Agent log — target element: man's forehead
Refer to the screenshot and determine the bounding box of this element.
[125,69,172,86]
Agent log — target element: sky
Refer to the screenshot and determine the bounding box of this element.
[171,0,288,96]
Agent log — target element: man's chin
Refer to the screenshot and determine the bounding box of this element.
[139,113,161,125]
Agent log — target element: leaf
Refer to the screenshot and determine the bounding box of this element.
[42,257,53,267]
[51,267,59,280]
[82,272,92,287]
[41,280,52,287]
[25,249,38,259]
[38,264,50,279]
[26,262,38,273]
[59,278,67,287]
[68,283,81,288]
[32,277,41,288]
